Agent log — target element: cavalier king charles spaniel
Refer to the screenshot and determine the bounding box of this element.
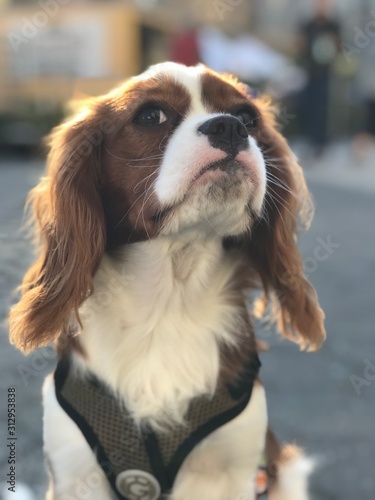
[10,62,325,500]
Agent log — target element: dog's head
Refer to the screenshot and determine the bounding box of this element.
[9,62,325,352]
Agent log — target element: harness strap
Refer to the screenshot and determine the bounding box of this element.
[54,358,124,497]
[54,354,261,500]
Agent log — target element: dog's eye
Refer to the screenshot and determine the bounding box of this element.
[233,109,257,129]
[134,107,167,126]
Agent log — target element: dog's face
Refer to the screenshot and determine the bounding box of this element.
[9,62,326,353]
[100,63,267,244]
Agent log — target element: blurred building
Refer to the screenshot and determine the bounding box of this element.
[0,1,140,113]
[0,0,372,148]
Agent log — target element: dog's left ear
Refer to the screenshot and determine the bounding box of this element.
[9,102,108,352]
[244,99,326,351]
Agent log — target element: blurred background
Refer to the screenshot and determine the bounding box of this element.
[0,0,374,499]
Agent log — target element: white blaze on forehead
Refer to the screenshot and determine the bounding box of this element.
[136,62,207,116]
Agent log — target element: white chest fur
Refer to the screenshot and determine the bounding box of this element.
[78,237,247,426]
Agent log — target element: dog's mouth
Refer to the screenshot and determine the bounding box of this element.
[192,157,246,182]
[151,158,251,225]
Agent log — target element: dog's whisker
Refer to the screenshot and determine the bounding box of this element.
[266,190,288,230]
[135,179,157,240]
[115,188,149,227]
[104,147,163,164]
[266,173,296,197]
[158,132,169,152]
[133,170,159,193]
[266,185,296,221]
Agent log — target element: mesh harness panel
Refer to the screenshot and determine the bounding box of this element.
[54,354,261,499]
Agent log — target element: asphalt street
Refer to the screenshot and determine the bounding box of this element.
[0,159,374,499]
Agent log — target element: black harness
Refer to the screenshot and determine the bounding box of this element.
[54,353,261,500]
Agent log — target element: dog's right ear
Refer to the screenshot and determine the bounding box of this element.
[9,103,109,352]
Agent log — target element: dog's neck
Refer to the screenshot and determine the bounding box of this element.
[76,236,253,426]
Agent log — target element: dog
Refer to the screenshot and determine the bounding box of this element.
[10,62,325,500]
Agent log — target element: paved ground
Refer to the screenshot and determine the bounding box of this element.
[0,161,50,500]
[0,150,374,499]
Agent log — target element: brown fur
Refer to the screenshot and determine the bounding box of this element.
[248,98,325,351]
[264,426,284,489]
[9,107,106,352]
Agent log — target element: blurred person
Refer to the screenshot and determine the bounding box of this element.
[170,22,201,67]
[298,0,341,156]
[199,26,306,98]
[353,41,375,164]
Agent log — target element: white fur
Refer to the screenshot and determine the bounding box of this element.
[155,114,266,238]
[269,456,314,500]
[155,115,229,204]
[138,62,206,114]
[79,237,246,426]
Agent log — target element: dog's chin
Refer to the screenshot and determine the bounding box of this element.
[161,203,253,240]
[160,178,261,240]
[186,157,249,200]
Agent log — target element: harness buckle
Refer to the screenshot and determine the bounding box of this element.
[116,470,161,500]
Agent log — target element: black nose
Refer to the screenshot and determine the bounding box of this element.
[198,116,249,155]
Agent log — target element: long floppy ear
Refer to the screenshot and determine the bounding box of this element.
[247,99,325,351]
[9,104,107,352]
